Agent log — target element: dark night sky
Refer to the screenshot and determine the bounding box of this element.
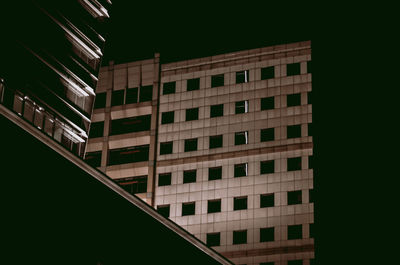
[102,1,314,65]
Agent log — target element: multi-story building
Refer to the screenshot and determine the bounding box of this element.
[86,40,314,265]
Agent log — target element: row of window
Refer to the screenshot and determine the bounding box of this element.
[158,156,313,186]
[161,92,312,125]
[157,189,313,218]
[159,125,312,154]
[93,85,153,109]
[162,61,311,95]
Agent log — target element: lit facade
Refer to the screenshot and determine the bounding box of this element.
[86,41,314,265]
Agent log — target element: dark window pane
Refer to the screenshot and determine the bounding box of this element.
[288,224,303,240]
[287,157,302,171]
[157,205,170,218]
[287,63,301,76]
[111,90,124,106]
[210,104,223,117]
[126,87,138,104]
[208,199,221,213]
[183,169,196,183]
[235,100,248,114]
[308,123,312,137]
[94,92,106,109]
[261,128,274,142]
[234,163,248,177]
[236,70,249,84]
[89,121,104,138]
[234,196,247,210]
[307,91,312,104]
[161,111,174,124]
[308,155,313,169]
[163,81,176,95]
[307,61,311,74]
[184,138,198,152]
[158,173,172,186]
[206,232,220,247]
[288,260,303,265]
[187,78,200,91]
[209,166,222,181]
[108,145,149,165]
[287,93,301,107]
[160,141,173,155]
[260,160,275,174]
[235,131,248,145]
[287,190,302,205]
[110,115,151,135]
[287,124,302,139]
[260,227,274,242]
[261,97,274,110]
[182,202,195,216]
[84,151,102,167]
[115,175,147,194]
[261,66,274,80]
[209,135,223,149]
[260,263,274,265]
[310,259,315,265]
[309,189,314,203]
[186,108,199,121]
[233,230,247,244]
[260,193,274,208]
[139,85,153,102]
[309,223,314,238]
[211,74,224,87]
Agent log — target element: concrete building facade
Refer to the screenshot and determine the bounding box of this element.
[86,40,314,265]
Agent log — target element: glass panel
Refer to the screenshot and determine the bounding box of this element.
[44,114,55,137]
[13,94,23,115]
[34,108,44,129]
[23,100,35,122]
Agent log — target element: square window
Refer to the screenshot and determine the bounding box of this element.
[94,92,106,109]
[308,123,312,137]
[163,81,176,95]
[161,111,174,124]
[309,189,314,203]
[261,97,274,110]
[209,166,222,181]
[233,196,247,210]
[210,104,224,117]
[182,202,195,216]
[187,78,200,91]
[260,160,275,174]
[287,190,302,205]
[307,91,312,104]
[89,121,104,138]
[183,169,196,183]
[139,85,153,102]
[234,163,248,178]
[184,138,198,152]
[287,124,302,139]
[235,100,248,114]
[260,227,274,242]
[186,107,199,121]
[207,199,221,213]
[209,135,223,149]
[260,193,274,208]
[233,230,247,244]
[235,131,248,145]
[211,74,224,87]
[160,141,173,155]
[287,157,302,171]
[287,63,301,76]
[261,128,275,142]
[158,173,171,186]
[288,260,303,265]
[261,66,275,80]
[126,87,138,104]
[287,93,301,107]
[236,70,249,84]
[287,224,303,240]
[307,61,312,74]
[157,204,170,218]
[111,90,124,106]
[308,155,313,169]
[206,232,220,247]
[310,223,314,238]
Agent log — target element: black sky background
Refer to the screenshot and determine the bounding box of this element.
[102,1,314,65]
